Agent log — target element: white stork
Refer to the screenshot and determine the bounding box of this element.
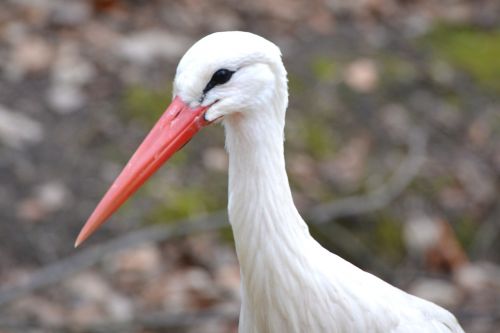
[75,31,464,333]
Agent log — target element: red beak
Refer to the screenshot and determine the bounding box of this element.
[75,96,210,247]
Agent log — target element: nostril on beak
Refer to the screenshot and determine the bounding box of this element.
[171,105,182,119]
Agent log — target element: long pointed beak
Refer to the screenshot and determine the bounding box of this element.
[75,96,210,247]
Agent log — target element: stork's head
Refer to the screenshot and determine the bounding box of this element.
[175,31,287,122]
[75,31,288,246]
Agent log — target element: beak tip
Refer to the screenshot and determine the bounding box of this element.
[74,232,86,248]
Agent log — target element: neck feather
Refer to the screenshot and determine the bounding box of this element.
[223,89,314,304]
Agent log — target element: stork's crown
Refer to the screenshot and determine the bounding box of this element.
[173,31,287,122]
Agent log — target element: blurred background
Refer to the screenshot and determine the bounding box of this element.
[0,0,499,332]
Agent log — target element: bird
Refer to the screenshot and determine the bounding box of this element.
[75,31,465,333]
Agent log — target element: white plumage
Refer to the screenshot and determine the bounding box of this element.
[77,31,465,333]
[174,32,464,333]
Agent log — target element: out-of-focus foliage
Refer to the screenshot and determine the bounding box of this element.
[425,25,500,93]
[124,84,172,126]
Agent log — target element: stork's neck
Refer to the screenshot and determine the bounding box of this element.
[223,98,313,291]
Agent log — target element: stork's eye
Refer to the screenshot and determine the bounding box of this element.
[203,68,234,94]
[212,69,233,85]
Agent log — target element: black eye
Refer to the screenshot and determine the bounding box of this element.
[203,68,234,94]
[212,69,233,85]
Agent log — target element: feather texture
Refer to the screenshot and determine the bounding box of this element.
[174,31,465,333]
[224,106,463,333]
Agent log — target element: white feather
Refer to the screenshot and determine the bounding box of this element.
[174,31,464,333]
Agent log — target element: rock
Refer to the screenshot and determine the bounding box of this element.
[409,278,463,308]
[65,271,133,323]
[12,0,53,20]
[439,186,467,212]
[188,318,235,333]
[64,272,112,326]
[430,60,455,86]
[11,296,67,327]
[82,22,121,51]
[118,30,193,65]
[429,100,462,130]
[289,153,323,196]
[1,267,33,285]
[455,262,500,292]
[162,268,219,313]
[456,157,496,205]
[321,135,370,190]
[380,104,410,141]
[50,0,91,27]
[0,105,44,148]
[35,181,70,211]
[2,21,28,45]
[441,3,472,24]
[494,146,500,174]
[248,0,310,21]
[17,198,47,222]
[105,292,134,322]
[47,83,86,114]
[404,216,441,256]
[204,9,242,32]
[17,181,70,222]
[65,272,112,303]
[103,243,162,283]
[47,42,94,113]
[69,303,105,326]
[403,13,432,38]
[161,273,193,313]
[52,42,96,86]
[214,265,241,299]
[344,58,378,93]
[203,147,228,172]
[10,36,54,76]
[288,154,317,183]
[468,115,491,148]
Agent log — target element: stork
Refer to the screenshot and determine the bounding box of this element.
[75,31,464,333]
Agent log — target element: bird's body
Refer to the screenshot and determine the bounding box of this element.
[222,61,462,332]
[77,31,464,332]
